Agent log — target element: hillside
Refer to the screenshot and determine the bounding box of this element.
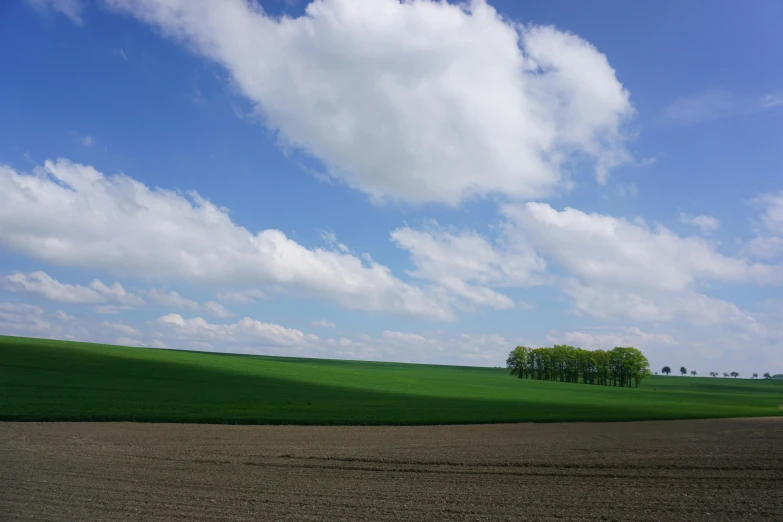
[1,335,781,424]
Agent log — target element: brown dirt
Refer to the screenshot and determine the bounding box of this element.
[1,418,782,521]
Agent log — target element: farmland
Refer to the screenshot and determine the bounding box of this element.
[1,335,781,424]
[2,418,782,520]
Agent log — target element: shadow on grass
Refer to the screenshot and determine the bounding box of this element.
[1,336,780,425]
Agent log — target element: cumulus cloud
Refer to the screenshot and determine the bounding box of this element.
[153,312,525,365]
[679,213,719,234]
[500,203,782,326]
[2,271,144,306]
[562,280,762,331]
[155,313,320,349]
[104,0,633,204]
[391,222,545,309]
[148,289,232,318]
[0,160,451,320]
[504,202,782,292]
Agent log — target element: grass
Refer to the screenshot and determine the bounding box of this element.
[1,335,782,425]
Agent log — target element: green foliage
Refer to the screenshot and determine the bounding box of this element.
[662,366,671,375]
[680,366,687,376]
[506,345,650,388]
[1,335,781,425]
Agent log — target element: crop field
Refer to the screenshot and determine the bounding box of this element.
[3,335,783,520]
[1,335,782,424]
[2,418,782,520]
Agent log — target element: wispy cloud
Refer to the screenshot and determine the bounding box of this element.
[311,319,336,329]
[663,90,783,124]
[111,48,128,61]
[680,213,720,234]
[25,0,84,25]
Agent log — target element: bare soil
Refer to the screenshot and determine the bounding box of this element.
[2,418,782,521]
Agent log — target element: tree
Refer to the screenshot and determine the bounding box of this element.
[709,372,717,378]
[506,345,651,388]
[764,372,772,379]
[506,346,531,379]
[723,372,729,378]
[662,366,671,375]
[680,366,687,376]
[691,370,697,377]
[752,373,758,379]
[730,371,739,379]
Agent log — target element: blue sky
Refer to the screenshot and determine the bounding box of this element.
[1,0,782,375]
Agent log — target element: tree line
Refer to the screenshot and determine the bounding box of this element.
[506,345,651,388]
[660,366,776,379]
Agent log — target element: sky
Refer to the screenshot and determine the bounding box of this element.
[1,0,782,375]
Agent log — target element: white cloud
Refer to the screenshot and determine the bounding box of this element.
[153,312,525,365]
[55,309,74,321]
[26,0,84,25]
[95,304,133,315]
[753,192,783,235]
[548,327,677,350]
[115,336,145,347]
[320,230,349,253]
[156,313,320,349]
[0,302,50,335]
[744,236,783,260]
[148,289,232,318]
[500,203,781,327]
[101,320,141,337]
[664,89,783,124]
[311,319,335,329]
[679,213,719,234]
[2,271,144,306]
[80,135,94,147]
[745,192,783,260]
[104,0,633,204]
[391,222,545,309]
[215,289,266,304]
[760,94,783,109]
[0,160,451,320]
[562,280,762,331]
[504,202,782,292]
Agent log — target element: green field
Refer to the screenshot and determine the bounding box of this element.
[1,335,781,424]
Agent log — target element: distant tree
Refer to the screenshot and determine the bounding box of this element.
[730,371,739,379]
[655,372,658,375]
[691,370,697,377]
[723,372,729,378]
[506,345,650,388]
[752,373,758,379]
[680,366,687,376]
[662,366,671,375]
[763,372,771,379]
[506,346,531,379]
[709,372,717,378]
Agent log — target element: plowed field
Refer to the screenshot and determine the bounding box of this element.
[2,418,782,521]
